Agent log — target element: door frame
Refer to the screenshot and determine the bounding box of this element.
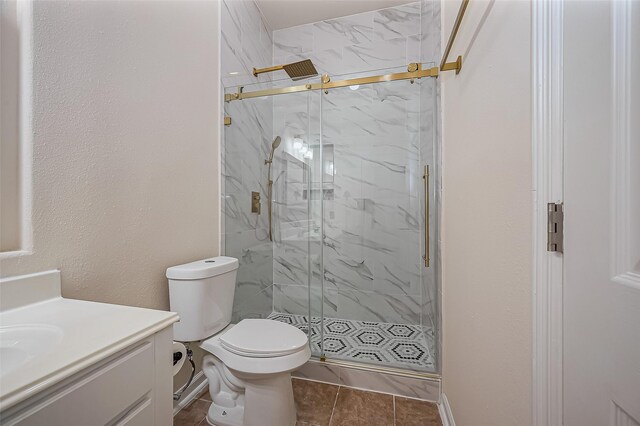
[532,1,564,425]
[532,1,636,424]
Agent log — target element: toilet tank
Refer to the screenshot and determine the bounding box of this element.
[167,257,239,342]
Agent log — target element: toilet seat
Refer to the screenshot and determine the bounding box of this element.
[219,319,308,357]
[200,319,311,375]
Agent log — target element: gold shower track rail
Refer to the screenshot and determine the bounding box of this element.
[224,64,439,102]
[440,0,469,74]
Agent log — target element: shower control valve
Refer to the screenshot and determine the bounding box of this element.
[251,191,261,214]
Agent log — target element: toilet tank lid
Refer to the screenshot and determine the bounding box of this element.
[166,257,239,280]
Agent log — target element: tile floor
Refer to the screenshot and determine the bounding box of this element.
[174,378,442,426]
[268,313,436,372]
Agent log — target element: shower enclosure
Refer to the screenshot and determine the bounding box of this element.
[222,64,439,375]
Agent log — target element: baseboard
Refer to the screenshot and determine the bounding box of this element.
[172,371,208,416]
[439,393,455,426]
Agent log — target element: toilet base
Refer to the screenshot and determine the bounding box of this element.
[203,354,297,426]
[205,403,244,426]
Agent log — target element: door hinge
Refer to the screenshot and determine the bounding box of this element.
[547,203,563,253]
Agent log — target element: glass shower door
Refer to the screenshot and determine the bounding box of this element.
[223,84,278,325]
[317,69,438,373]
[270,86,323,357]
[223,68,439,374]
[222,79,320,353]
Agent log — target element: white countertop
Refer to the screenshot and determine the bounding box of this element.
[0,271,179,411]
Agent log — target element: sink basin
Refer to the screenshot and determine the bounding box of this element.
[0,325,64,376]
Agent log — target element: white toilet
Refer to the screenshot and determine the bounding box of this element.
[167,257,310,426]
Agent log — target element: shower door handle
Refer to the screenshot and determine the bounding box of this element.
[423,165,430,267]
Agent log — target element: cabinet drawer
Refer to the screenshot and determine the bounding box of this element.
[113,397,153,426]
[8,340,154,426]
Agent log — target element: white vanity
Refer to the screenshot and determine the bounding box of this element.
[0,271,179,425]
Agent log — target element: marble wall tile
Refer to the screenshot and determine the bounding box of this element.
[273,284,309,316]
[221,1,241,61]
[342,37,408,74]
[419,0,440,349]
[323,255,372,292]
[273,24,313,57]
[222,0,441,350]
[325,101,410,142]
[232,284,273,322]
[293,360,441,401]
[273,239,310,286]
[407,34,422,64]
[420,0,441,64]
[418,22,438,324]
[339,366,440,401]
[312,12,374,51]
[362,145,419,199]
[274,48,348,77]
[292,360,342,384]
[267,1,441,354]
[221,0,272,87]
[273,284,336,318]
[223,96,273,235]
[313,48,346,75]
[373,3,421,41]
[238,0,263,37]
[227,230,273,287]
[321,288,339,318]
[271,2,424,74]
[322,84,375,109]
[334,290,421,324]
[373,80,420,106]
[270,84,322,310]
[222,0,275,321]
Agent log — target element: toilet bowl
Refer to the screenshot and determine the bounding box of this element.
[200,319,311,426]
[167,257,311,426]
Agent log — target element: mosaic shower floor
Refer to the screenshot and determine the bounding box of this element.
[267,312,436,372]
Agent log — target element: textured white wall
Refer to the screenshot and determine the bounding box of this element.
[0,1,220,313]
[1,0,22,252]
[440,0,532,424]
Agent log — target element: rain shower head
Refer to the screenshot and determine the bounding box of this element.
[253,59,319,81]
[282,60,318,81]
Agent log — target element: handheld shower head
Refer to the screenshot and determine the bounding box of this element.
[272,136,281,150]
[265,136,281,242]
[266,136,281,164]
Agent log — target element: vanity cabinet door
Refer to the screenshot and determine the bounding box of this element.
[6,340,154,426]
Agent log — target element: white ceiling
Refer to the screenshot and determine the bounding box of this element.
[255,0,417,30]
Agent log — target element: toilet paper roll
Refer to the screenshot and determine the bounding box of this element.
[172,341,186,376]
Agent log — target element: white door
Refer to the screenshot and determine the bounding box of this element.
[563,1,640,425]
